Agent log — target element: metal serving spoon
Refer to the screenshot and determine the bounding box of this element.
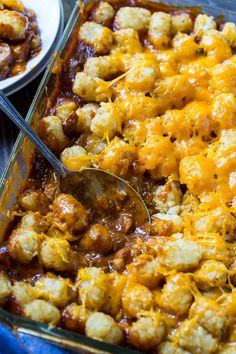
[0,91,150,226]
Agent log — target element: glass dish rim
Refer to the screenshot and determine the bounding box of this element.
[1,0,236,353]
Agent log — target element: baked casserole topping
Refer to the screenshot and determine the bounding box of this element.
[2,1,236,353]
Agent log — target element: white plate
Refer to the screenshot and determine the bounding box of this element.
[0,0,64,95]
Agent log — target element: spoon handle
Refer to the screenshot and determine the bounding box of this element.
[0,90,68,177]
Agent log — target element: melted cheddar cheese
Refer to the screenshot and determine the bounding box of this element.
[4,2,236,353]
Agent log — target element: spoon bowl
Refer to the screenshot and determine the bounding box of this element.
[0,91,151,226]
[61,168,150,226]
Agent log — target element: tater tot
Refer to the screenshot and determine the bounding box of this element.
[119,93,160,120]
[179,155,216,196]
[125,62,159,91]
[221,291,236,318]
[18,189,50,215]
[159,273,193,315]
[24,299,60,325]
[153,213,183,233]
[76,103,99,132]
[193,233,230,265]
[148,12,171,48]
[222,22,236,47]
[138,135,178,179]
[189,297,228,339]
[200,32,232,63]
[128,312,166,351]
[79,21,113,53]
[60,145,91,171]
[172,33,199,59]
[93,2,115,25]
[153,180,182,213]
[211,93,236,132]
[90,102,123,139]
[40,238,74,271]
[153,75,194,114]
[84,134,107,154]
[0,272,12,301]
[127,254,163,289]
[194,194,220,227]
[103,273,127,316]
[8,228,42,264]
[158,238,202,271]
[171,12,193,35]
[97,137,135,176]
[209,61,236,96]
[114,7,151,31]
[207,136,236,191]
[73,72,97,101]
[159,341,191,354]
[62,303,91,333]
[37,116,69,154]
[85,312,124,345]
[52,194,89,233]
[73,72,111,102]
[77,267,108,311]
[114,28,142,54]
[20,212,48,233]
[151,217,173,236]
[80,224,113,255]
[194,260,228,290]
[176,320,218,354]
[84,56,123,80]
[55,101,77,121]
[0,9,28,41]
[35,273,75,307]
[12,281,37,306]
[194,14,216,38]
[122,284,153,318]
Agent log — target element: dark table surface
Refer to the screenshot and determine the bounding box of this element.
[0,1,236,353]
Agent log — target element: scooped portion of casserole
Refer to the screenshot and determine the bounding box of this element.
[2,1,236,353]
[0,0,41,79]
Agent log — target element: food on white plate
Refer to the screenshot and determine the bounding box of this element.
[0,0,41,80]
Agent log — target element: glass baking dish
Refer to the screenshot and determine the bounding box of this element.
[0,0,236,352]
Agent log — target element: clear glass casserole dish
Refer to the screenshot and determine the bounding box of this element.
[0,1,236,353]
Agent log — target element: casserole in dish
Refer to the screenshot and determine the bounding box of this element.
[1,1,236,353]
